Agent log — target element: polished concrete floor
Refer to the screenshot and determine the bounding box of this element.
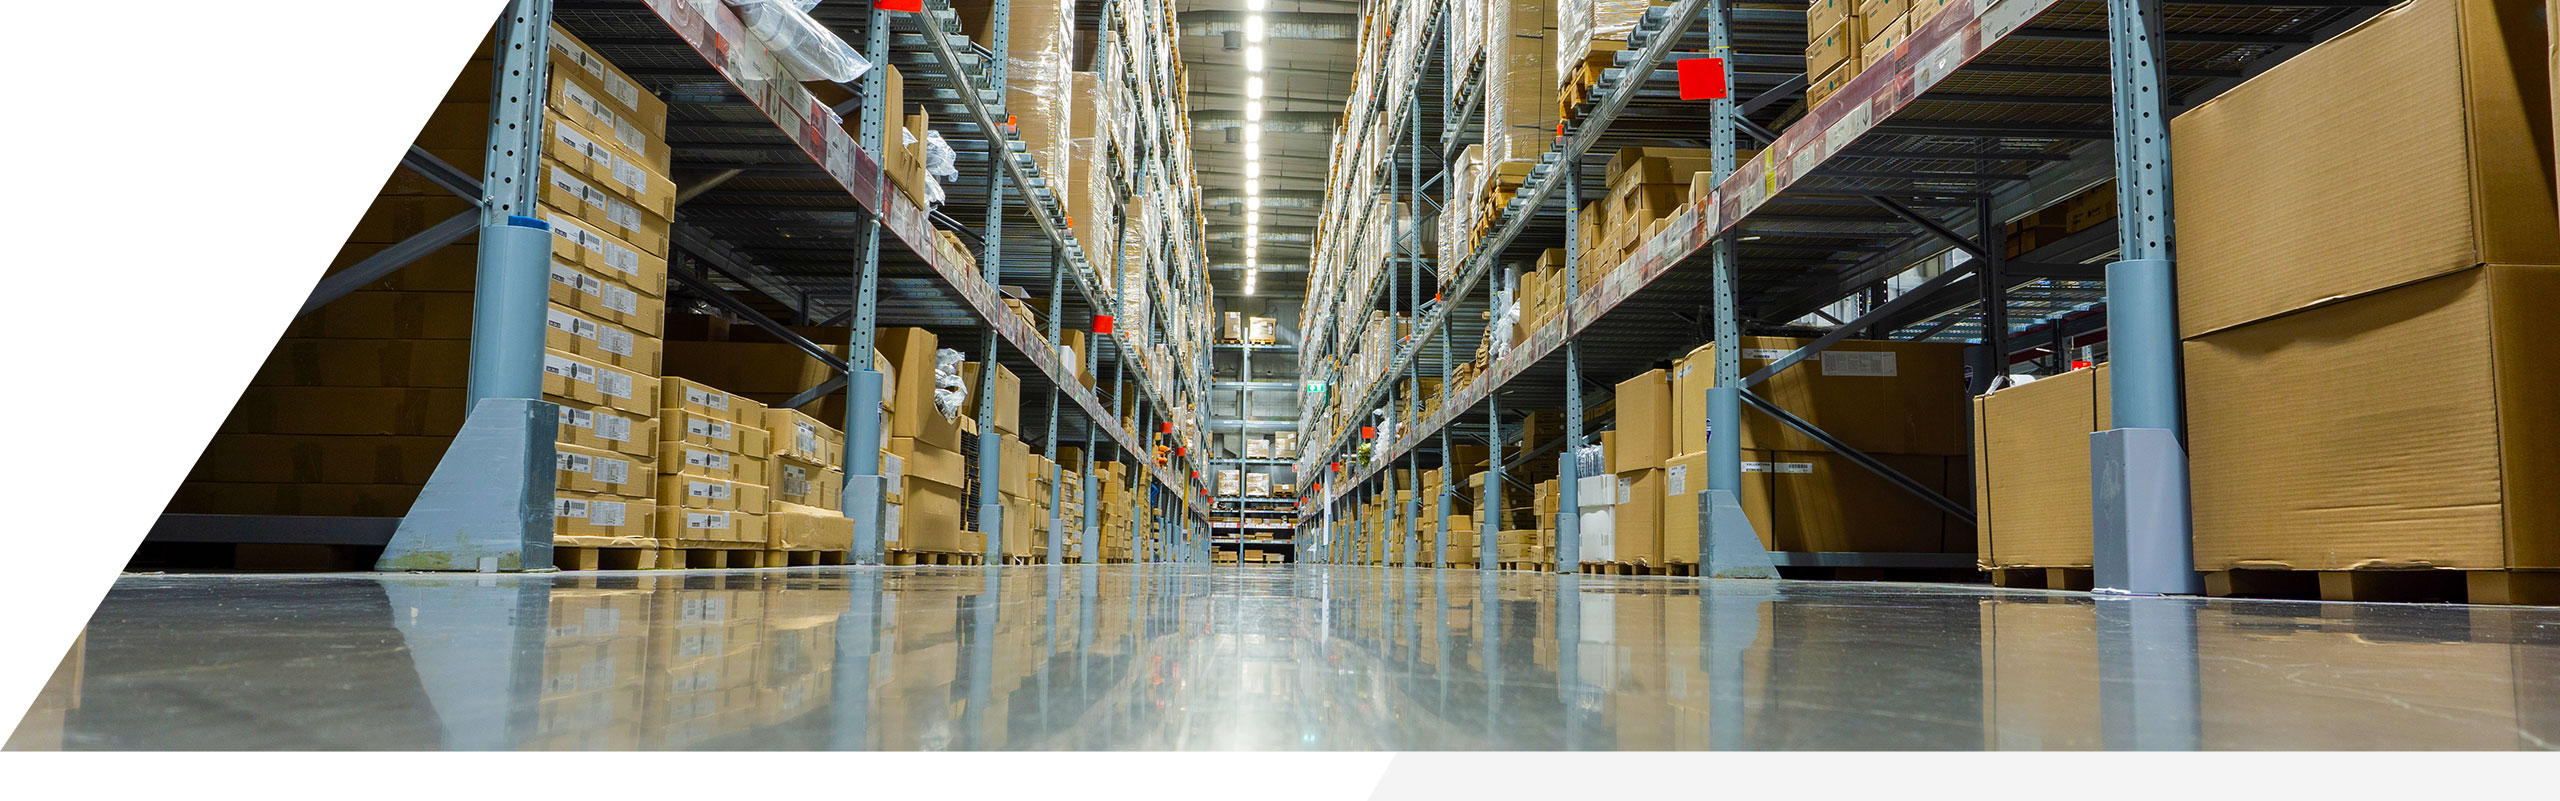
[10,565,2559,750]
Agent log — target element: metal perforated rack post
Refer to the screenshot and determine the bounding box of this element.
[1292,0,2389,581]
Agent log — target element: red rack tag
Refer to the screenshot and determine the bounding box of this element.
[1677,57,1728,101]
[880,0,921,12]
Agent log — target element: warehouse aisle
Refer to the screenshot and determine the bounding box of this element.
[16,567,2560,750]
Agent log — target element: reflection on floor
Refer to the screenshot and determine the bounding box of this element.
[10,565,2559,750]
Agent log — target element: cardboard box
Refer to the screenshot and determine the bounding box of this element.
[1856,0,1905,23]
[551,260,666,336]
[1760,450,1969,554]
[1247,316,1278,344]
[876,328,961,449]
[902,479,973,552]
[659,409,773,456]
[656,473,770,513]
[768,502,853,551]
[556,493,654,544]
[765,408,846,466]
[557,442,652,498]
[1806,0,1854,37]
[1612,469,1665,564]
[560,400,656,457]
[539,205,667,298]
[1659,450,1773,565]
[1000,435,1033,498]
[2172,0,2559,338]
[1908,0,1955,29]
[1861,15,1908,70]
[775,461,843,509]
[657,507,767,545]
[960,361,1022,436]
[663,377,766,425]
[1671,336,1969,456]
[659,441,750,482]
[2186,265,2560,570]
[547,306,660,373]
[894,437,967,489]
[1806,60,1857,108]
[1972,366,2109,568]
[1611,369,1674,471]
[542,348,655,416]
[1805,19,1860,79]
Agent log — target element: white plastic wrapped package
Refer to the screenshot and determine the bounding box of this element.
[932,348,967,420]
[952,0,1074,187]
[923,129,957,206]
[725,0,872,83]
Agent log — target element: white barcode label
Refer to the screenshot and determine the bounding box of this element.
[688,480,730,500]
[1741,348,1794,360]
[603,241,639,276]
[553,124,608,161]
[1617,477,1633,505]
[684,448,730,471]
[1666,464,1687,496]
[1742,462,1815,474]
[558,452,591,474]
[600,327,635,357]
[555,498,589,518]
[687,512,728,530]
[795,421,819,455]
[562,81,604,118]
[605,198,642,230]
[614,118,648,153]
[595,457,629,485]
[609,155,648,194]
[547,213,591,248]
[602,284,640,314]
[543,354,593,383]
[546,307,577,334]
[783,463,811,496]
[590,500,627,526]
[597,368,633,399]
[605,73,641,110]
[686,416,730,441]
[687,387,728,410]
[1819,351,1897,377]
[551,37,604,78]
[884,503,901,544]
[561,407,593,429]
[595,413,633,442]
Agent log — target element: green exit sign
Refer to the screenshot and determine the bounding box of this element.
[1304,382,1326,392]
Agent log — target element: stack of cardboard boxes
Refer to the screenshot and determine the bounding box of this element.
[765,407,858,555]
[1596,147,1711,282]
[1597,337,1974,566]
[2169,0,2560,591]
[1481,0,1560,200]
[654,378,770,551]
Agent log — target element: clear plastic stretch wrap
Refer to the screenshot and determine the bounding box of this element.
[1453,0,1486,88]
[1484,0,1558,166]
[1561,0,1656,88]
[1067,71,1110,249]
[725,0,873,82]
[953,0,1075,189]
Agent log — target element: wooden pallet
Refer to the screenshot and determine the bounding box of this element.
[662,542,779,569]
[769,549,854,568]
[1577,560,1683,576]
[2205,568,2560,605]
[553,542,801,571]
[885,549,986,566]
[1987,566,2095,591]
[1498,560,1555,573]
[1774,565,1985,583]
[1557,50,1616,128]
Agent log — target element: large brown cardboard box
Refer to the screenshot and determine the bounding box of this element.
[1758,450,1969,554]
[1671,336,1970,457]
[876,327,963,450]
[1611,369,1674,471]
[1612,469,1666,565]
[2172,0,2558,338]
[2185,265,2560,571]
[1659,450,1775,565]
[961,361,1023,436]
[1971,366,2110,569]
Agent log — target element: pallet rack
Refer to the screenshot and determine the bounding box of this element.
[1292,0,2388,587]
[162,0,1230,568]
[1209,321,1299,561]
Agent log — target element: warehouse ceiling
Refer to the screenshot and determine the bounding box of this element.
[1177,0,1359,299]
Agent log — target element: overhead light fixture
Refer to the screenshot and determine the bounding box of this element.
[1246,15,1265,43]
[1245,162,1260,179]
[1246,75,1265,99]
[1246,223,1259,238]
[1245,123,1262,143]
[1244,209,1258,225]
[1245,46,1264,72]
[1246,196,1261,210]
[1244,141,1260,160]
[1245,178,1259,195]
[1244,100,1263,121]
[1247,0,1265,9]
